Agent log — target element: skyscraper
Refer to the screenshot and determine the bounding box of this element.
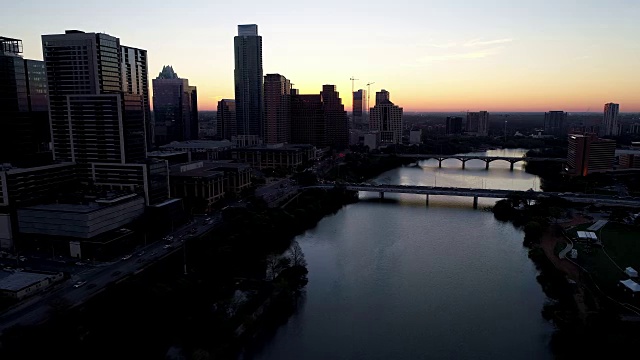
[602,103,620,136]
[321,85,349,150]
[446,116,463,135]
[353,89,366,121]
[0,36,51,166]
[121,46,151,149]
[42,30,146,164]
[152,65,198,146]
[291,85,348,149]
[369,90,403,144]
[544,111,567,137]
[263,74,291,144]
[234,24,263,138]
[216,99,236,140]
[466,111,489,136]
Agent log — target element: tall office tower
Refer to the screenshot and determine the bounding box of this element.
[263,74,291,144]
[216,99,236,140]
[544,111,567,137]
[567,134,616,176]
[121,46,151,149]
[353,89,366,122]
[152,65,198,146]
[0,36,51,166]
[446,116,463,135]
[291,92,324,146]
[369,90,403,144]
[466,111,489,136]
[234,24,263,137]
[602,103,620,136]
[321,85,349,149]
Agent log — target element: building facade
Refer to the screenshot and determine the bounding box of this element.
[232,144,315,169]
[152,65,198,146]
[216,99,236,140]
[544,111,567,137]
[446,116,463,135]
[602,103,620,137]
[263,74,291,144]
[567,134,616,176]
[291,93,324,147]
[121,46,151,149]
[321,85,349,150]
[234,24,263,138]
[353,89,366,122]
[369,90,403,145]
[0,36,51,166]
[466,111,489,136]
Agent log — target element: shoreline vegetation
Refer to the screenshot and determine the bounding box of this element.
[492,196,640,358]
[0,188,359,359]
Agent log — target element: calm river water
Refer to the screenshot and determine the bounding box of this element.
[248,149,554,359]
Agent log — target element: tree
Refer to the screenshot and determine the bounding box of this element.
[288,240,307,268]
[523,221,544,244]
[548,207,564,224]
[266,254,291,281]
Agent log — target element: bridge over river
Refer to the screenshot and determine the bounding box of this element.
[310,183,640,209]
[377,154,566,170]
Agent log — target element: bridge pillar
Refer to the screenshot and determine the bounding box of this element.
[473,196,478,209]
[510,161,514,171]
[485,161,490,170]
[438,159,442,168]
[379,192,385,199]
[425,194,429,206]
[462,160,466,170]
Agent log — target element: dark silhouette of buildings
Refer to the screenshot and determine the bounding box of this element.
[602,102,620,136]
[544,111,567,137]
[567,133,615,176]
[353,89,366,121]
[0,36,51,166]
[121,46,151,149]
[446,116,463,135]
[466,111,489,136]
[291,85,348,149]
[369,90,403,144]
[216,99,236,140]
[152,65,198,146]
[234,24,263,138]
[263,74,291,144]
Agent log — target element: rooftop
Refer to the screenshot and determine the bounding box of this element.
[160,140,233,150]
[0,272,56,292]
[23,194,143,214]
[240,143,315,151]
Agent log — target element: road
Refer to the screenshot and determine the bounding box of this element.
[0,213,222,334]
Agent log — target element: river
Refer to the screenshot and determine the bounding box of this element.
[246,149,555,359]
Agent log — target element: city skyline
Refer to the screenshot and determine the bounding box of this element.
[5,0,640,112]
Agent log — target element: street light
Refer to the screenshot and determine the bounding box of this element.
[504,120,508,143]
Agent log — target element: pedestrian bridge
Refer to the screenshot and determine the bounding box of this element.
[381,154,566,170]
[309,183,640,209]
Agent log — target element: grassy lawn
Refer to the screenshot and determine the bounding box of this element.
[572,223,640,292]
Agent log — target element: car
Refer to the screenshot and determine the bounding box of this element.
[163,244,173,250]
[73,281,87,288]
[150,251,157,256]
[204,217,211,222]
[121,254,132,260]
[18,256,26,262]
[75,261,86,266]
[137,251,145,256]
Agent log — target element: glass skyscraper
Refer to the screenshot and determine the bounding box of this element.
[234,24,263,138]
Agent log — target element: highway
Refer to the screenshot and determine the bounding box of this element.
[0,213,222,334]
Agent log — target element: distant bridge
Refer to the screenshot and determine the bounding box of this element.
[310,183,640,209]
[379,154,566,170]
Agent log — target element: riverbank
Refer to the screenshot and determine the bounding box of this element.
[0,188,358,359]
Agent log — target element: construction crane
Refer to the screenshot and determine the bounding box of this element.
[366,82,375,113]
[350,76,359,95]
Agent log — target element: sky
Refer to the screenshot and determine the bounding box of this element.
[5,0,640,112]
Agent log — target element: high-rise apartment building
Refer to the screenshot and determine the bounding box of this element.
[263,74,291,144]
[446,116,463,135]
[544,111,567,137]
[567,134,616,176]
[369,90,403,144]
[121,46,151,149]
[216,99,236,140]
[466,111,489,136]
[152,65,198,146]
[42,30,168,205]
[602,103,620,137]
[234,24,263,138]
[0,36,51,166]
[291,85,349,149]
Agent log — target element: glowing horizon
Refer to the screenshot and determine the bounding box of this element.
[6,0,640,112]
